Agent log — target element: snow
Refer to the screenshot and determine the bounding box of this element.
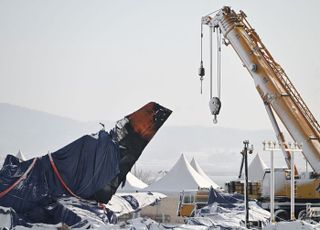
[145,154,212,192]
[190,157,220,189]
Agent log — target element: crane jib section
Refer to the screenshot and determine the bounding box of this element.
[202,7,320,173]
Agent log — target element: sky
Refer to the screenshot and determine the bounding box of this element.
[0,0,319,130]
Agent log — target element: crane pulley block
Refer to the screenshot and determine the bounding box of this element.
[209,97,221,116]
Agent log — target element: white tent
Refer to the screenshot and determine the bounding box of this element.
[151,170,168,182]
[190,157,220,189]
[145,154,212,192]
[117,172,148,192]
[248,153,268,182]
[16,150,26,161]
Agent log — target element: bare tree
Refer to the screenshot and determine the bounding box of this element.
[132,166,154,185]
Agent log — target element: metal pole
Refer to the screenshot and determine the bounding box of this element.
[244,176,247,227]
[245,147,249,228]
[242,140,250,228]
[263,141,302,223]
[270,149,275,223]
[291,151,295,220]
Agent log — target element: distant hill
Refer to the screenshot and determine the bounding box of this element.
[0,103,113,157]
[0,103,281,185]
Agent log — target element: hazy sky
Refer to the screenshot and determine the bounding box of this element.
[1,0,319,130]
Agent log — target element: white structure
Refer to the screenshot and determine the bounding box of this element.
[16,150,27,161]
[190,157,220,189]
[145,154,211,192]
[248,153,268,182]
[117,172,148,192]
[151,170,168,182]
[107,192,166,217]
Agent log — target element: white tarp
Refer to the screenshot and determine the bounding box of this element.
[190,157,220,189]
[145,154,212,192]
[263,220,320,230]
[0,192,167,229]
[117,172,148,192]
[190,200,271,229]
[106,192,166,217]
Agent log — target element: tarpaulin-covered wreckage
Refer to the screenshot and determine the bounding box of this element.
[187,187,271,229]
[0,102,171,228]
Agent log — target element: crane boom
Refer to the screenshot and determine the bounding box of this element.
[202,6,320,173]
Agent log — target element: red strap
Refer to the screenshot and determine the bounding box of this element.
[99,202,106,212]
[49,153,81,199]
[0,158,37,198]
[49,153,107,210]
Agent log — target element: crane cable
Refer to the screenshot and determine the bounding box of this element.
[217,28,222,99]
[198,14,222,124]
[209,26,222,124]
[199,23,205,94]
[210,26,213,99]
[210,27,222,99]
[198,8,221,95]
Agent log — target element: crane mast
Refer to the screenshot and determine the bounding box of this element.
[202,6,320,173]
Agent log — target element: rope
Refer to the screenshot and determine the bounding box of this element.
[0,158,38,198]
[48,153,81,199]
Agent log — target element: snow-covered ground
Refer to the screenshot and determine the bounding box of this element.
[263,220,320,230]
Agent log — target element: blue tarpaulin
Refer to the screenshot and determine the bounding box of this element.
[0,102,172,227]
[0,131,120,226]
[207,187,244,208]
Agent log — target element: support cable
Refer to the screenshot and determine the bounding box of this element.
[198,22,205,94]
[217,29,222,99]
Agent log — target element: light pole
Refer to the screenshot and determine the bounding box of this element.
[263,141,303,222]
[241,140,253,228]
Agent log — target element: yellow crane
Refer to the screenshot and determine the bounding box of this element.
[200,6,320,220]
